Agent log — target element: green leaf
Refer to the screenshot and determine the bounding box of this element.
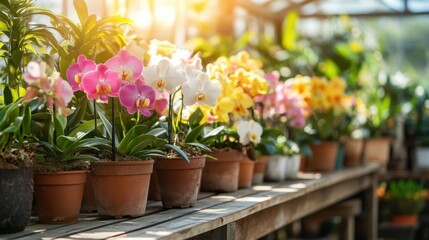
[165,144,190,163]
[117,125,149,152]
[73,0,89,25]
[22,105,31,134]
[203,126,225,138]
[184,142,211,152]
[3,86,12,105]
[282,11,299,50]
[185,124,205,143]
[69,119,101,138]
[129,135,156,155]
[125,134,154,154]
[98,109,119,147]
[188,107,203,128]
[146,127,166,137]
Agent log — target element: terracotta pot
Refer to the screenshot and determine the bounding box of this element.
[363,137,391,165]
[155,156,205,208]
[344,138,364,167]
[91,160,153,218]
[252,155,269,184]
[300,156,308,172]
[285,155,301,179]
[34,170,87,224]
[309,141,339,172]
[265,155,288,181]
[80,171,97,213]
[0,167,33,233]
[238,156,255,188]
[148,170,161,201]
[391,215,418,225]
[202,149,243,192]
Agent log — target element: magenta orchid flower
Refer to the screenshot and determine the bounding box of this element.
[105,49,143,83]
[66,55,97,91]
[119,79,156,116]
[81,64,121,103]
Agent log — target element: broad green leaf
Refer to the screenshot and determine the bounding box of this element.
[184,142,211,152]
[98,109,119,147]
[69,120,101,138]
[117,125,149,152]
[282,11,299,50]
[146,127,166,137]
[129,136,156,155]
[73,0,89,25]
[203,126,225,138]
[188,107,204,128]
[185,124,205,143]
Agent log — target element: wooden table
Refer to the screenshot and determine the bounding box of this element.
[3,163,381,240]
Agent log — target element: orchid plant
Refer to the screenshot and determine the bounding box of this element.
[22,61,110,168]
[65,40,221,162]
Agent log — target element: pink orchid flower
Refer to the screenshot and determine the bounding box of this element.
[154,91,168,116]
[119,79,156,116]
[23,62,73,116]
[81,64,121,103]
[66,55,97,91]
[105,49,143,83]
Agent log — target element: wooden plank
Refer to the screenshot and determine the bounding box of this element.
[233,175,373,239]
[52,183,282,240]
[365,173,379,240]
[3,191,215,239]
[110,164,380,239]
[6,164,380,240]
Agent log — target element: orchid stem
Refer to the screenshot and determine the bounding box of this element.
[52,105,56,145]
[111,98,116,161]
[168,94,173,145]
[93,100,98,158]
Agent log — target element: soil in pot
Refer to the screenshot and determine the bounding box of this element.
[252,155,269,184]
[201,149,243,192]
[91,160,153,218]
[239,156,255,188]
[155,156,205,208]
[34,170,87,224]
[0,167,33,234]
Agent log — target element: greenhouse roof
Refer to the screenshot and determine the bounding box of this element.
[238,0,429,20]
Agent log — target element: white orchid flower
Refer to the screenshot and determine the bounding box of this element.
[237,120,263,145]
[182,71,221,107]
[143,58,186,94]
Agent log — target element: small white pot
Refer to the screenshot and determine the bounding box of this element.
[264,155,287,182]
[285,155,301,179]
[415,147,429,171]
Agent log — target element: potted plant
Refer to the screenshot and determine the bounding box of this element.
[362,90,394,166]
[22,61,109,224]
[296,76,349,172]
[380,180,426,225]
[65,49,164,218]
[0,101,33,233]
[142,43,221,208]
[198,51,269,191]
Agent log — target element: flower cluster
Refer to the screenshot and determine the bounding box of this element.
[262,72,310,128]
[23,62,73,116]
[66,42,221,120]
[201,51,269,123]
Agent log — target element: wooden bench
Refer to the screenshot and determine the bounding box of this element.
[300,199,362,240]
[2,164,381,240]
